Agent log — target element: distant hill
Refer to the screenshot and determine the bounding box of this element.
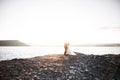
[94,43,120,47]
[73,43,120,47]
[0,40,29,46]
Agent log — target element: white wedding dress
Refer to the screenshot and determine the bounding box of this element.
[66,47,76,55]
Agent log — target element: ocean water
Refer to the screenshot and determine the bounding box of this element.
[0,46,120,61]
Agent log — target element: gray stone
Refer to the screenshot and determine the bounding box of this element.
[85,69,89,72]
[83,77,87,80]
[57,77,61,80]
[49,67,54,71]
[70,66,75,69]
[69,76,72,79]
[95,78,99,80]
[69,70,75,74]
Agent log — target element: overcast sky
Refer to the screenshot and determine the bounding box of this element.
[0,0,120,45]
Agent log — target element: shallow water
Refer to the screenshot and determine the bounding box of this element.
[0,46,120,61]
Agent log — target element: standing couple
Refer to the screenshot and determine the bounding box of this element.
[64,42,76,56]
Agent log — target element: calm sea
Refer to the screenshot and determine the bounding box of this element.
[0,46,120,61]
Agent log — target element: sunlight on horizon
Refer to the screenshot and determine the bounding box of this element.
[19,28,120,45]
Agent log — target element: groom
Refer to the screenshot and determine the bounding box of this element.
[64,42,70,56]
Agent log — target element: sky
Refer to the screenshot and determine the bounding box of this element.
[0,0,120,45]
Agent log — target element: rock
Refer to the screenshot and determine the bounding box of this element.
[83,77,87,80]
[70,66,75,69]
[23,76,30,80]
[57,77,61,80]
[85,69,89,72]
[69,70,75,74]
[69,76,72,79]
[34,75,40,79]
[95,78,99,80]
[49,67,54,71]
[44,68,48,70]
[80,70,84,73]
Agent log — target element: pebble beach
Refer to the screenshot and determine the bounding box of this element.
[0,52,120,80]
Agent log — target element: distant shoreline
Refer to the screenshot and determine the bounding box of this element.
[0,40,120,47]
[72,44,120,47]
